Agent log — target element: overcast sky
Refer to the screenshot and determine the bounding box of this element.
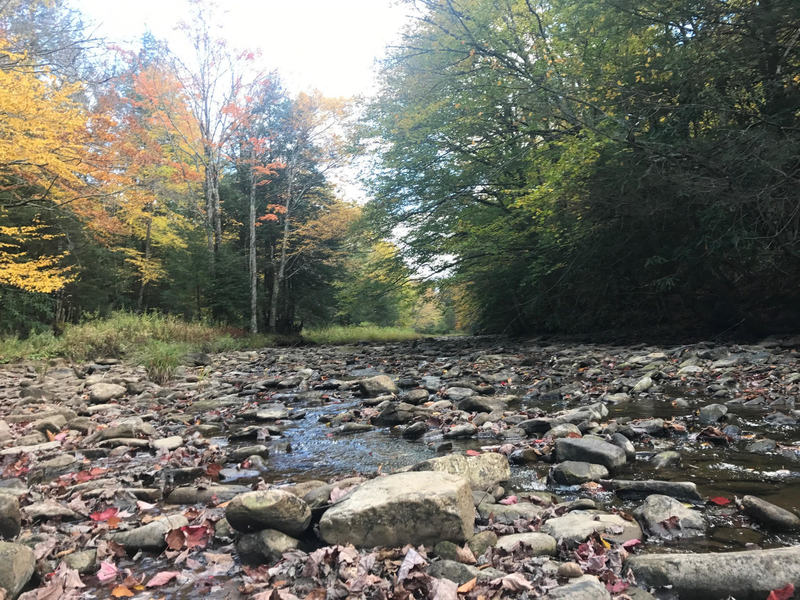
[71,0,412,98]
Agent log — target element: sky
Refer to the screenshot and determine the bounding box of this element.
[71,0,413,98]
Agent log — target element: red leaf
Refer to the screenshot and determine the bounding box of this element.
[90,507,118,522]
[465,450,481,456]
[145,571,180,587]
[768,583,795,600]
[181,525,210,549]
[499,495,518,505]
[607,580,629,593]
[621,538,642,549]
[97,561,118,583]
[708,497,731,506]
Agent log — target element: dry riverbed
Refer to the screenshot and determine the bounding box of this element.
[1,335,800,599]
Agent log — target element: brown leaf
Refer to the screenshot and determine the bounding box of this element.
[457,577,477,593]
[111,585,134,598]
[165,528,185,551]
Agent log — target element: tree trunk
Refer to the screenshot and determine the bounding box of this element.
[248,159,258,334]
[137,217,152,311]
[269,169,293,333]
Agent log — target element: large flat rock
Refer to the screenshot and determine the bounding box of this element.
[626,547,800,600]
[541,510,641,544]
[556,437,626,470]
[410,452,511,490]
[319,471,474,548]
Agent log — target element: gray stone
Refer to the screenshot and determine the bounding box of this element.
[87,382,126,403]
[457,395,509,413]
[745,438,777,453]
[477,502,545,523]
[541,510,642,544]
[603,479,703,501]
[545,423,582,439]
[555,437,626,470]
[626,547,800,600]
[227,445,270,462]
[610,433,636,460]
[404,389,429,404]
[236,528,299,563]
[372,402,416,426]
[32,414,66,435]
[443,423,478,439]
[742,495,800,530]
[402,422,428,439]
[110,514,189,551]
[550,461,609,485]
[359,375,398,397]
[319,472,474,548]
[628,418,665,436]
[165,484,251,505]
[63,549,97,574]
[255,404,289,421]
[410,452,511,490]
[0,496,20,539]
[494,532,556,555]
[151,436,183,451]
[225,489,311,536]
[427,559,504,585]
[633,494,704,539]
[467,530,497,557]
[632,376,653,393]
[546,575,611,600]
[22,499,81,521]
[444,387,475,402]
[0,542,34,599]
[651,450,681,469]
[699,403,728,425]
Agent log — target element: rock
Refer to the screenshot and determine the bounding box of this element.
[651,450,681,469]
[225,489,311,536]
[404,389,429,404]
[227,445,270,462]
[546,575,611,600]
[359,375,398,397]
[22,499,81,521]
[0,542,35,599]
[165,484,251,504]
[555,437,626,470]
[0,496,20,539]
[443,423,478,439]
[678,365,704,375]
[494,532,556,555]
[509,448,539,464]
[87,382,127,403]
[236,528,299,563]
[603,392,630,404]
[557,562,583,579]
[628,418,665,436]
[467,530,497,557]
[633,494,704,539]
[444,387,474,402]
[626,546,800,600]
[541,510,642,545]
[319,472,474,548]
[477,502,545,523]
[427,559,504,585]
[699,403,728,424]
[151,436,183,451]
[632,376,653,393]
[610,433,636,460]
[602,479,703,501]
[741,495,800,530]
[255,404,289,421]
[457,395,508,413]
[402,422,428,439]
[410,452,511,490]
[372,402,416,426]
[550,461,609,485]
[109,514,189,550]
[545,423,582,439]
[745,438,777,453]
[63,549,97,574]
[32,414,66,435]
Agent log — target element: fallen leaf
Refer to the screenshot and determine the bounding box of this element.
[111,585,134,598]
[457,577,477,593]
[181,525,210,549]
[767,583,795,600]
[90,507,118,522]
[165,528,185,551]
[97,561,118,583]
[498,495,518,505]
[145,571,180,587]
[136,500,157,511]
[465,450,481,456]
[708,496,731,506]
[397,548,427,581]
[621,538,642,549]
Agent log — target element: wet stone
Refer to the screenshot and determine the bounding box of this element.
[651,450,681,469]
[741,495,800,530]
[699,403,728,425]
[0,495,21,539]
[225,489,312,536]
[555,436,626,470]
[550,461,609,485]
[633,494,705,539]
[546,575,611,600]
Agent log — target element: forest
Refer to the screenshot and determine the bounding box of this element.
[1,0,799,340]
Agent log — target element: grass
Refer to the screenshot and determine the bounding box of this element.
[0,315,429,381]
[303,324,422,344]
[0,311,281,368]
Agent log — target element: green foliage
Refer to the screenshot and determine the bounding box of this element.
[303,324,421,345]
[365,0,800,335]
[132,339,189,384]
